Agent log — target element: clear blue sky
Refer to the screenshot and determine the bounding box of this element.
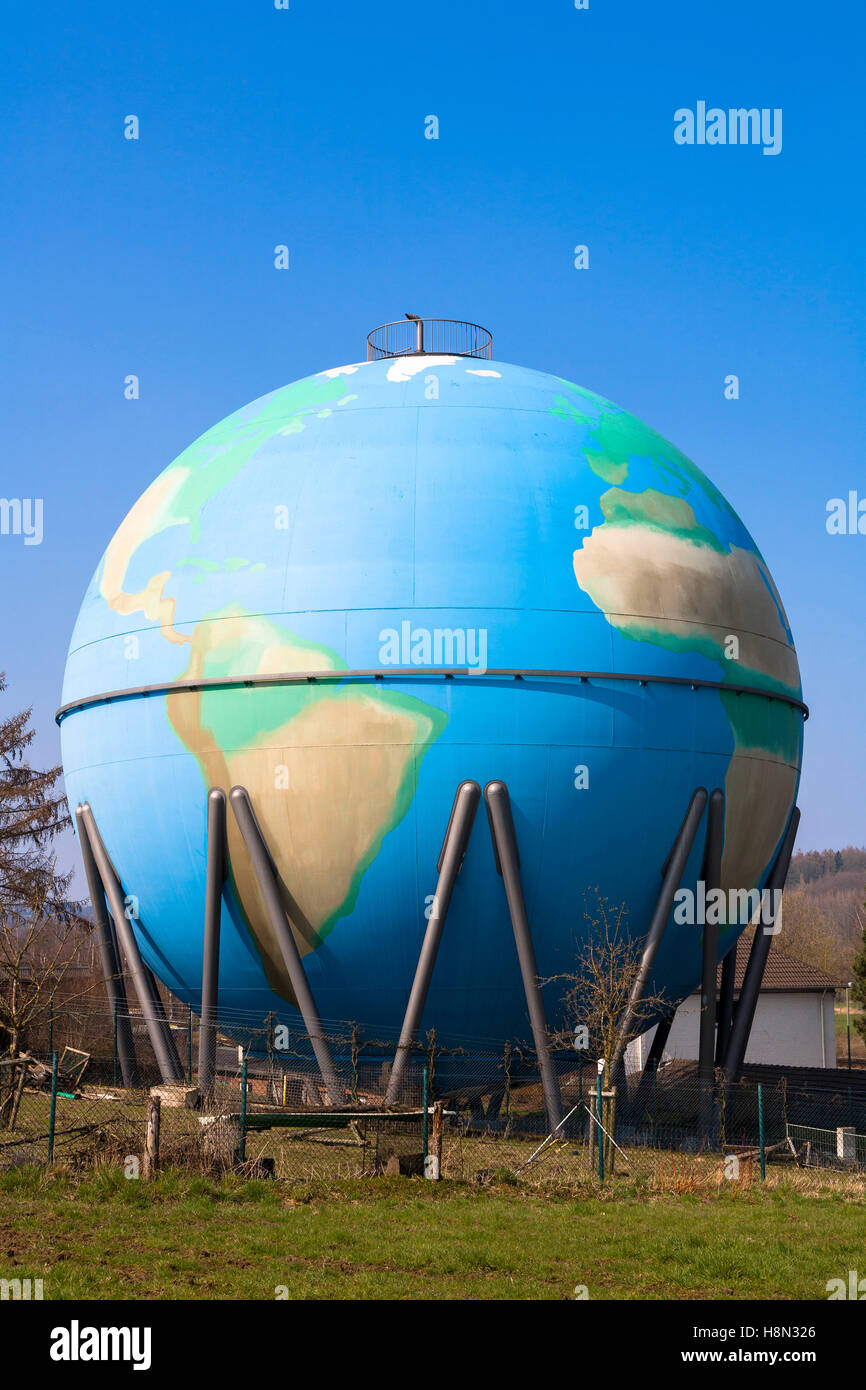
[1,0,864,884]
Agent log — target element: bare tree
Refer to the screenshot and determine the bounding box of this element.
[549,890,670,1086]
[547,891,671,1173]
[852,900,866,1050]
[0,894,92,1058]
[777,886,854,980]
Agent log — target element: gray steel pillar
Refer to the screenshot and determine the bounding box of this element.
[484,781,562,1131]
[611,788,708,1077]
[142,962,185,1078]
[722,808,800,1083]
[385,781,480,1105]
[197,788,226,1095]
[715,947,737,1067]
[75,805,139,1088]
[229,786,343,1106]
[633,1010,676,1109]
[78,803,184,1084]
[645,1012,676,1074]
[698,788,724,1136]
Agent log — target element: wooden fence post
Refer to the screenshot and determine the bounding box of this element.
[428,1100,444,1180]
[9,1056,31,1132]
[143,1094,161,1179]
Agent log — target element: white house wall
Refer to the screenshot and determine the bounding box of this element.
[627,991,837,1071]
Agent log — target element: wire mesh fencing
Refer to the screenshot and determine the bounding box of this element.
[3,1006,866,1187]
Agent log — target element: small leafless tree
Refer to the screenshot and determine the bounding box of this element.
[0,892,97,1062]
[547,891,671,1173]
[549,889,671,1087]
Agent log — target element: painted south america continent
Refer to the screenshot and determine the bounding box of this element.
[167,607,447,1004]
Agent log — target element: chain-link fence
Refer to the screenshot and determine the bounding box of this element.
[3,1005,866,1186]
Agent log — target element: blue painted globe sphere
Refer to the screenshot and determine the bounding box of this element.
[60,355,804,1044]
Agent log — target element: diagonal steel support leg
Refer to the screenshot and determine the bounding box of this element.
[484,781,563,1131]
[722,808,800,1083]
[142,961,184,1078]
[698,788,725,1138]
[715,947,737,1067]
[78,804,184,1084]
[229,786,343,1106]
[611,788,708,1079]
[197,789,226,1096]
[385,780,481,1106]
[75,805,139,1088]
[143,961,183,1078]
[632,1010,676,1111]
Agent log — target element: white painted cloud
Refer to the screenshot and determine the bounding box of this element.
[386,355,458,382]
[466,369,501,378]
[318,363,361,378]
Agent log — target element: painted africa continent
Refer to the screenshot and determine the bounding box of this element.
[559,385,802,896]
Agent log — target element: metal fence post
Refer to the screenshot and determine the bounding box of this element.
[350,1023,359,1105]
[596,1074,604,1183]
[112,1000,118,1086]
[240,1057,248,1163]
[48,994,54,1057]
[48,1052,58,1163]
[187,1006,193,1085]
[427,1029,437,1099]
[652,1060,658,1147]
[758,1084,766,1181]
[422,1066,429,1166]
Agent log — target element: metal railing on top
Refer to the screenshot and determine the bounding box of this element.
[366,316,493,360]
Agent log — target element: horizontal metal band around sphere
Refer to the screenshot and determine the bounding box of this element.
[55,668,809,724]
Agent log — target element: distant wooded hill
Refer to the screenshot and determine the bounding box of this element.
[780,847,866,983]
[789,846,866,888]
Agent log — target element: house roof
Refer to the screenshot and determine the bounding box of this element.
[709,942,842,994]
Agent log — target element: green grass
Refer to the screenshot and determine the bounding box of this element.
[834,1005,866,1059]
[1,1166,865,1300]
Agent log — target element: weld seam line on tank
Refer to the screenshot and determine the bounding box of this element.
[56,673,809,724]
[277,465,304,614]
[63,608,800,658]
[529,743,553,916]
[575,613,798,651]
[411,405,419,608]
[406,407,422,995]
[220,402,619,418]
[62,748,801,785]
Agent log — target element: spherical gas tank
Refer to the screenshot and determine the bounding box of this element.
[59,354,805,1042]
